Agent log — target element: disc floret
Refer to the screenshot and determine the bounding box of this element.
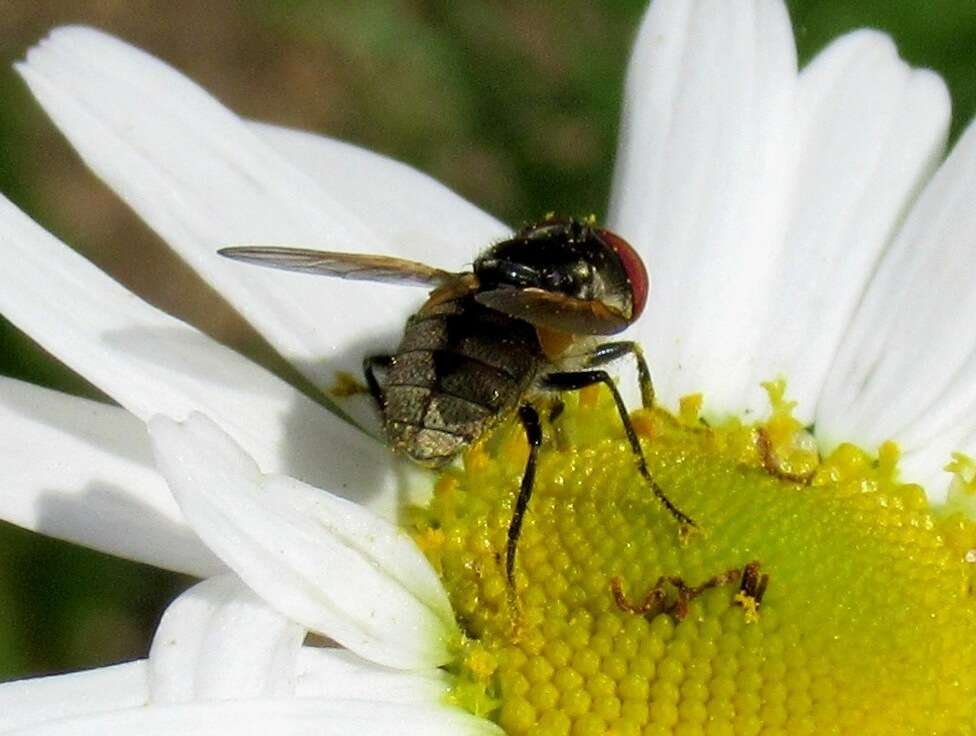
[415,385,976,734]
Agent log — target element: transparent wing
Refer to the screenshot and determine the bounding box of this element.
[475,287,630,336]
[218,246,456,287]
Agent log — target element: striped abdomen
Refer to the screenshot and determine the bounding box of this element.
[383,294,543,466]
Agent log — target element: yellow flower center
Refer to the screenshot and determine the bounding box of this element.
[412,382,976,734]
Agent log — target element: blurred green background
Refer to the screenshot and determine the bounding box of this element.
[0,0,975,681]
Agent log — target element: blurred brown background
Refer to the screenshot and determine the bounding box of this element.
[0,0,974,680]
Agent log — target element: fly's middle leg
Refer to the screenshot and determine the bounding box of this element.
[546,342,651,450]
[542,369,694,527]
[577,341,654,408]
[506,403,543,589]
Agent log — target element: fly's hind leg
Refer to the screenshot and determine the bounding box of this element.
[578,341,654,408]
[363,355,393,414]
[506,404,543,588]
[542,369,694,527]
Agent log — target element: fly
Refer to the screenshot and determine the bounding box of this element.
[219,217,694,587]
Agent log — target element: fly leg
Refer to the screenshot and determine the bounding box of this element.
[546,398,569,450]
[577,341,654,408]
[362,355,393,413]
[506,404,543,588]
[548,342,650,447]
[542,369,694,527]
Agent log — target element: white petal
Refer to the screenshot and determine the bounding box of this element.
[251,121,510,263]
[2,699,502,736]
[149,413,456,670]
[817,116,976,500]
[0,661,147,732]
[736,31,949,422]
[148,571,446,704]
[148,574,304,703]
[0,194,411,519]
[0,376,221,576]
[19,27,507,404]
[608,0,797,416]
[296,648,449,703]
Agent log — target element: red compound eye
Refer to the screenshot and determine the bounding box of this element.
[597,229,649,321]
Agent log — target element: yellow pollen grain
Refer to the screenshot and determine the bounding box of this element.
[414,527,445,554]
[466,646,499,681]
[629,410,655,439]
[878,440,901,479]
[678,393,703,426]
[733,591,760,625]
[327,370,368,397]
[580,383,602,409]
[418,388,976,734]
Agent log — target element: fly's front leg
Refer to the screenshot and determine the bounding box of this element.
[363,355,393,414]
[542,369,694,527]
[506,404,543,588]
[579,341,654,408]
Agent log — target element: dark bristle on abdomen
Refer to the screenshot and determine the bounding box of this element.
[383,295,543,465]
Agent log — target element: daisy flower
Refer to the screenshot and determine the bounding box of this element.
[2,1,976,734]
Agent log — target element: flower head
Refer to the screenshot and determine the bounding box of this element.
[2,0,976,733]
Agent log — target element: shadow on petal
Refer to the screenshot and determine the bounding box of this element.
[34,482,222,577]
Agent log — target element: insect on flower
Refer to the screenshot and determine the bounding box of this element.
[219,217,694,586]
